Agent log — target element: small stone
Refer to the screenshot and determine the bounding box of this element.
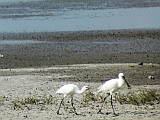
[148,76,154,79]
[38,101,44,104]
[138,62,143,66]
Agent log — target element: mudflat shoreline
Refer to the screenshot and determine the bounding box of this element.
[0,29,160,68]
[1,29,160,41]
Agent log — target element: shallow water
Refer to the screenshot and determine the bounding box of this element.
[0,40,46,44]
[0,0,160,33]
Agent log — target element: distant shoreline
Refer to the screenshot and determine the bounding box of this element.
[1,29,160,41]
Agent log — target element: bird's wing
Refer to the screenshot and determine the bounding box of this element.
[98,79,118,93]
[56,84,74,94]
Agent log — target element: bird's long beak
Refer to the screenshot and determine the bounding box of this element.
[123,76,131,89]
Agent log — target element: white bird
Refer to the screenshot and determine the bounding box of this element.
[56,84,89,115]
[0,54,3,58]
[97,73,131,115]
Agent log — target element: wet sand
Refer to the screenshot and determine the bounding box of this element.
[0,29,160,68]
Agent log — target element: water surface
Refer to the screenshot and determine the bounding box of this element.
[0,0,160,33]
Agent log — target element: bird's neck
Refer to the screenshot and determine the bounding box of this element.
[78,88,86,94]
[118,79,125,88]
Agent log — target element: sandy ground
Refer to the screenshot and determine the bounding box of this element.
[0,63,160,120]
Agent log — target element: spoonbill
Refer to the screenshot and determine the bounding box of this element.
[97,73,131,115]
[56,84,89,115]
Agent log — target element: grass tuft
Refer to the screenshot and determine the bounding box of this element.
[12,95,54,109]
[116,89,160,105]
[82,91,104,104]
[82,89,160,106]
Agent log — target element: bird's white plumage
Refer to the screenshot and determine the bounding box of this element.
[56,84,75,97]
[97,73,131,115]
[56,84,88,96]
[56,84,89,114]
[98,79,120,94]
[98,73,125,94]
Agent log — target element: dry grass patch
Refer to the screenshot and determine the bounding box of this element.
[12,95,54,109]
[82,89,160,106]
[81,91,104,104]
[116,89,160,105]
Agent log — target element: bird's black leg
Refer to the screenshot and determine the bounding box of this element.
[71,97,78,115]
[110,95,118,116]
[57,98,64,115]
[97,93,110,114]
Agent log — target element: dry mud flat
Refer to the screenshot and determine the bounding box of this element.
[0,63,160,120]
